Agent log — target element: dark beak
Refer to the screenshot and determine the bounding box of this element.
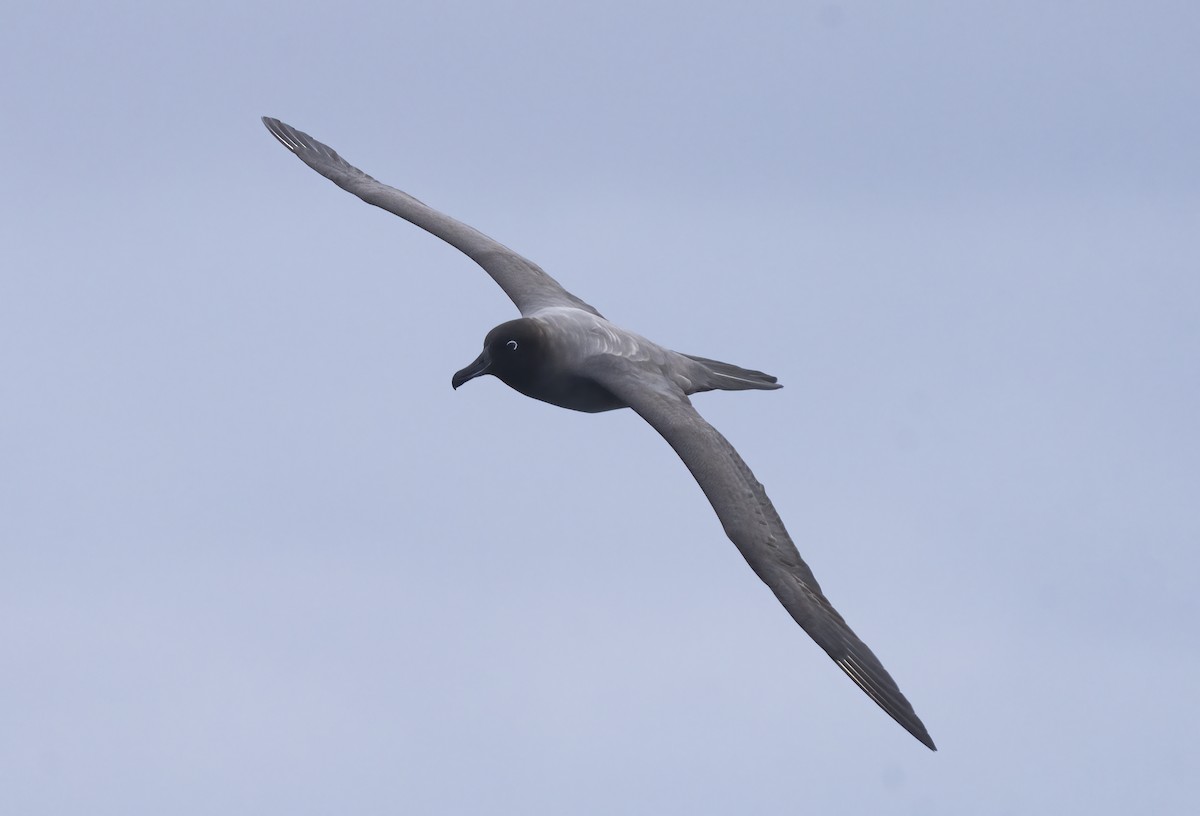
[451,349,492,390]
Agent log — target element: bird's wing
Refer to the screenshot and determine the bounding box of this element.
[590,361,936,750]
[261,117,601,317]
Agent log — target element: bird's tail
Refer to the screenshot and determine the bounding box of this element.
[684,354,783,392]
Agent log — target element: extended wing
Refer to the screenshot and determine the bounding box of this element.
[593,364,936,750]
[262,117,601,317]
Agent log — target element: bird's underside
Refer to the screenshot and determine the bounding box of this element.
[262,116,936,750]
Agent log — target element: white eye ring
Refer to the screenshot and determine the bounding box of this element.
[506,340,518,350]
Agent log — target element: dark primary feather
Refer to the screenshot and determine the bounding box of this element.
[593,363,936,750]
[261,117,601,317]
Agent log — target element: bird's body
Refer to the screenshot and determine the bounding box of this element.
[262,117,936,751]
[457,306,782,413]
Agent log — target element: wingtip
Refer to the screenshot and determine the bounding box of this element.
[835,654,936,751]
[914,727,937,751]
[261,116,304,153]
[905,719,937,751]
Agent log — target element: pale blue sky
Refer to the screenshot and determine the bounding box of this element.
[3,2,1198,813]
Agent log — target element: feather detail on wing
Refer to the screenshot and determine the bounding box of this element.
[591,362,936,750]
[262,117,601,317]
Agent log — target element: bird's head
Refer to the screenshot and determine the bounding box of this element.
[451,318,548,392]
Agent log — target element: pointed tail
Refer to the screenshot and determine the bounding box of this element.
[684,354,783,392]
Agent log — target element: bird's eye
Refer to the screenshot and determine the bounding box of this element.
[506,340,518,350]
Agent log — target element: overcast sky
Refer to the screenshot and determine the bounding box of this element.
[3,2,1198,813]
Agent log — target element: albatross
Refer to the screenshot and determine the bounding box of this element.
[262,116,936,750]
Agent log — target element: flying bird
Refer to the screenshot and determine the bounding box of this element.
[262,116,936,750]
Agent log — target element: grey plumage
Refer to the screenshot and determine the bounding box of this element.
[262,116,936,750]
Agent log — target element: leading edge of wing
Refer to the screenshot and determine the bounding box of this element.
[261,117,600,317]
[591,363,936,750]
